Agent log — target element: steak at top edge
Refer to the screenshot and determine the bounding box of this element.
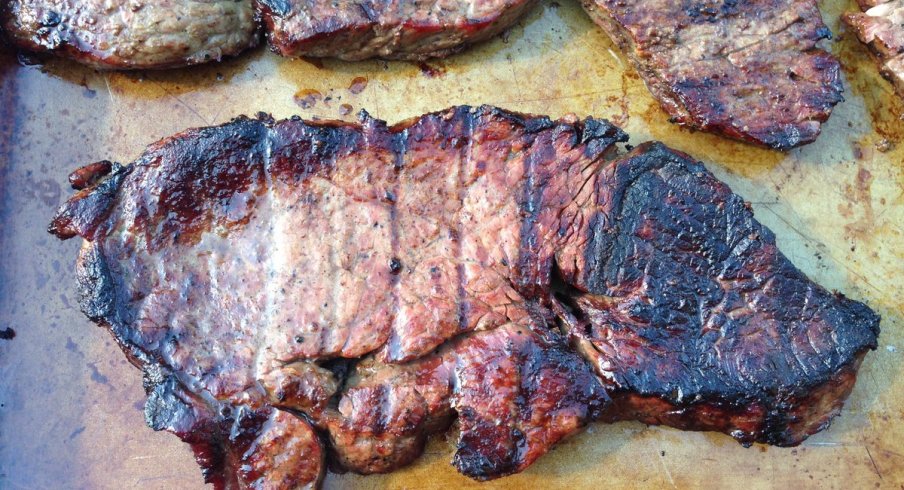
[255,0,538,60]
[2,0,259,69]
[556,142,880,445]
[581,0,844,149]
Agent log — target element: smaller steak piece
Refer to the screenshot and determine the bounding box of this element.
[581,0,844,149]
[326,321,609,480]
[1,0,258,69]
[844,0,904,96]
[555,143,880,446]
[255,0,537,60]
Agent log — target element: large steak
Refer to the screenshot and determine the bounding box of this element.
[50,106,879,487]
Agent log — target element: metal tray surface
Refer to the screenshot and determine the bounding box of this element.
[0,1,902,488]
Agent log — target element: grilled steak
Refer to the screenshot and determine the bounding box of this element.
[1,0,258,69]
[328,322,608,478]
[255,0,537,60]
[50,106,879,488]
[580,0,844,149]
[844,0,904,96]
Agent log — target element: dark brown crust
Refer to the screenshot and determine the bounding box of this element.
[76,242,326,490]
[581,0,844,149]
[0,52,16,177]
[551,143,879,446]
[50,107,879,487]
[255,0,538,61]
[599,356,863,447]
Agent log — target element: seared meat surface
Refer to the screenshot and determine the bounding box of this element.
[580,0,844,149]
[844,0,904,96]
[1,0,535,66]
[50,106,879,488]
[1,0,258,69]
[555,142,879,446]
[256,0,537,60]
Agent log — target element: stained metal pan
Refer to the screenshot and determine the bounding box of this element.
[0,1,902,488]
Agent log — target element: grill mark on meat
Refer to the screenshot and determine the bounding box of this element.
[50,107,879,487]
[388,125,405,361]
[382,110,467,362]
[516,120,542,299]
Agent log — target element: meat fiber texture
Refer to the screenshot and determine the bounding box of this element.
[581,0,845,150]
[255,0,538,60]
[50,106,879,488]
[0,0,537,67]
[844,0,904,96]
[1,0,260,69]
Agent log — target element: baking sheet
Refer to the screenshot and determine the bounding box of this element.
[1,1,902,488]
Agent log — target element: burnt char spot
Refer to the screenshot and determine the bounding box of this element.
[389,258,403,274]
[568,143,879,425]
[75,242,129,333]
[142,118,270,249]
[256,0,291,16]
[49,168,128,240]
[145,376,198,432]
[0,327,15,340]
[453,409,519,479]
[579,117,629,158]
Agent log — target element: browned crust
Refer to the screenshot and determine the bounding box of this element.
[49,107,880,486]
[843,2,904,97]
[581,0,844,150]
[255,0,538,60]
[600,354,864,446]
[1,0,260,70]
